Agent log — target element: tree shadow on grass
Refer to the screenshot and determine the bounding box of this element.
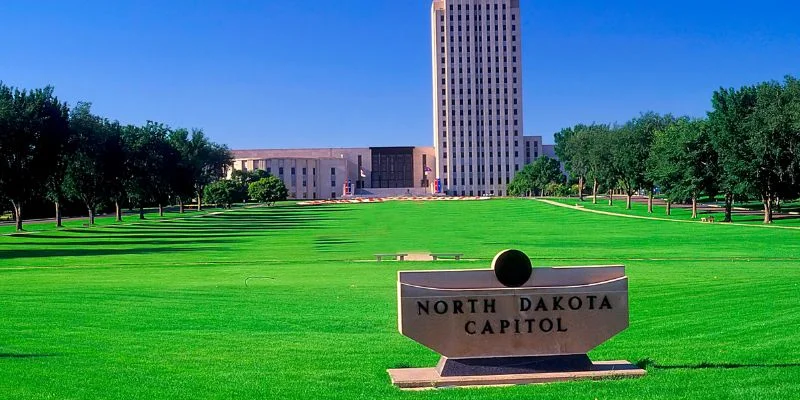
[636,358,800,370]
[4,238,242,247]
[0,353,57,359]
[0,247,195,259]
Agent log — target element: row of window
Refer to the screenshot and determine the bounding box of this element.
[442,108,519,117]
[443,21,516,33]
[266,167,337,176]
[442,177,511,187]
[443,151,519,159]
[441,77,519,86]
[441,130,519,138]
[441,45,517,54]
[441,87,518,96]
[443,98,518,106]
[441,34,516,43]
[441,57,518,66]
[449,189,502,197]
[441,66,517,75]
[449,3,511,12]
[443,164,519,173]
[444,140,519,147]
[442,119,519,127]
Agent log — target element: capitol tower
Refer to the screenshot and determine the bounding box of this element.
[431,0,524,196]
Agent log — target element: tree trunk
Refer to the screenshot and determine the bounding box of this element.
[197,192,202,211]
[723,192,733,223]
[179,199,185,214]
[763,198,773,224]
[88,206,95,225]
[11,201,23,231]
[578,176,584,201]
[158,204,164,217]
[625,193,632,210]
[592,179,598,204]
[691,195,698,219]
[55,201,62,228]
[666,200,672,216]
[115,201,123,222]
[139,207,145,220]
[647,190,654,214]
[608,190,613,206]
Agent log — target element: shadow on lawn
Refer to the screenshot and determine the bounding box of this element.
[0,247,195,259]
[636,358,800,370]
[1,205,349,260]
[0,353,57,359]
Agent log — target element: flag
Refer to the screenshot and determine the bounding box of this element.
[360,169,366,178]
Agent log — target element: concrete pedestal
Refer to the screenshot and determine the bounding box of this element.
[388,357,645,390]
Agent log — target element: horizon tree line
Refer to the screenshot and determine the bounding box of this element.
[554,75,800,224]
[0,82,232,231]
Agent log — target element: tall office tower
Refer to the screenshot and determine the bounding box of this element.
[431,0,523,196]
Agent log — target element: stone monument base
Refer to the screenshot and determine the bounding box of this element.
[388,356,645,389]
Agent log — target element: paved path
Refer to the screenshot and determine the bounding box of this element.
[535,198,800,231]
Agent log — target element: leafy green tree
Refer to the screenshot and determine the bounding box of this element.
[231,169,271,202]
[744,79,800,223]
[615,112,676,211]
[570,124,614,204]
[63,103,124,225]
[124,122,179,218]
[0,84,70,231]
[203,180,239,208]
[167,128,199,213]
[507,156,563,197]
[248,176,288,206]
[707,86,758,222]
[40,96,72,227]
[584,125,616,205]
[184,130,231,210]
[554,124,591,200]
[648,117,718,217]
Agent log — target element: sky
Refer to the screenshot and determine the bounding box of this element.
[1,1,798,149]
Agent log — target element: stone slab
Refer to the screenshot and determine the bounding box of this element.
[436,354,593,376]
[388,360,645,390]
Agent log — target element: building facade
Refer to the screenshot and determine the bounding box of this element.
[230,147,436,199]
[432,0,524,196]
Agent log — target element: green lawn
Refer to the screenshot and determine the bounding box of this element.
[1,199,798,399]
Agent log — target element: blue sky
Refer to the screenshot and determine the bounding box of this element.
[1,1,798,149]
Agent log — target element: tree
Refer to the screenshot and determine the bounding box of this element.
[615,112,676,211]
[184,130,231,210]
[583,125,616,205]
[40,95,72,228]
[708,86,758,222]
[231,169,271,203]
[124,122,179,219]
[648,117,718,218]
[63,103,123,225]
[507,156,563,197]
[203,180,239,208]
[248,176,288,206]
[744,79,800,223]
[0,84,70,231]
[167,128,198,213]
[554,124,591,200]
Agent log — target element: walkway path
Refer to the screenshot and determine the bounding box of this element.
[535,198,800,231]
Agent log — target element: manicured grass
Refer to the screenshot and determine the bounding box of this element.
[1,199,798,399]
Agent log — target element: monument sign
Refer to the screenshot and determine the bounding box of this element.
[388,249,646,389]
